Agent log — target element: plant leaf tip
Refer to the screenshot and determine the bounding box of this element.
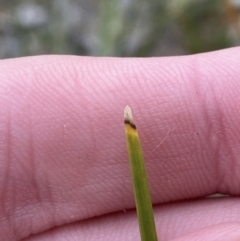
[124,105,134,123]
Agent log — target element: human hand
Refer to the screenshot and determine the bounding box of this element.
[1,48,240,241]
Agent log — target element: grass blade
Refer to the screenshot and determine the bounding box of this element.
[124,106,158,241]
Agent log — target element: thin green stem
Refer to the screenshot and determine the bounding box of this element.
[124,106,158,241]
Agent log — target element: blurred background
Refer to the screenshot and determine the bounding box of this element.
[0,0,240,58]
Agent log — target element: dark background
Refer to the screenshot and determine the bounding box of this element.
[0,0,239,58]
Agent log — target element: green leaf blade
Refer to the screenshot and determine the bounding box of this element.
[124,106,158,241]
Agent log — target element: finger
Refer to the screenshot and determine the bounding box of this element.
[1,48,240,240]
[172,224,240,241]
[23,198,240,241]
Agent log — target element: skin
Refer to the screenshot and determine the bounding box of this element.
[0,48,240,241]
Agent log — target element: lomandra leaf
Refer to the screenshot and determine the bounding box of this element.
[124,106,158,241]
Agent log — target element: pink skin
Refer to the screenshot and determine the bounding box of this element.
[0,48,240,241]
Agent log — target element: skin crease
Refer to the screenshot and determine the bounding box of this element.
[0,48,240,240]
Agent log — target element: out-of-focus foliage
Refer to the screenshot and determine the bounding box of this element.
[0,0,239,58]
